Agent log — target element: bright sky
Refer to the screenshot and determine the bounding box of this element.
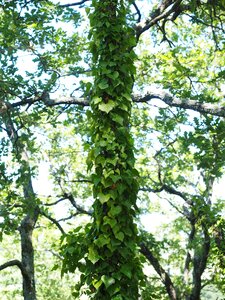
[22,0,224,230]
[2,0,225,231]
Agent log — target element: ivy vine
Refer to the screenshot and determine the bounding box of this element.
[61,1,143,299]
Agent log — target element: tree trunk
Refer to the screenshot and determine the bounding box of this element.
[82,0,142,298]
[19,153,39,300]
[19,212,39,300]
[3,112,39,300]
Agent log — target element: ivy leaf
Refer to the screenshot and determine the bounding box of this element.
[94,234,110,248]
[103,216,117,228]
[98,192,111,204]
[115,231,124,241]
[112,71,119,79]
[92,279,103,289]
[99,100,116,113]
[112,113,124,125]
[120,264,132,279]
[92,174,101,186]
[122,92,131,101]
[93,96,102,105]
[112,295,123,300]
[110,205,122,216]
[88,246,100,264]
[98,80,109,89]
[101,275,115,288]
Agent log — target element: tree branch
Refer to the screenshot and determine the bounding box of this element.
[190,223,210,299]
[133,89,225,117]
[3,88,225,118]
[183,224,195,288]
[140,243,179,300]
[59,0,90,8]
[136,0,183,40]
[64,193,93,216]
[140,183,193,205]
[43,196,68,207]
[57,213,80,222]
[132,1,141,23]
[0,259,28,278]
[40,210,65,234]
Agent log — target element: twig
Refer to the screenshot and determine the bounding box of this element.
[43,197,67,207]
[132,1,141,23]
[59,0,90,8]
[40,210,65,234]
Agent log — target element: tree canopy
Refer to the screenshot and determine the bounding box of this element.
[0,0,224,299]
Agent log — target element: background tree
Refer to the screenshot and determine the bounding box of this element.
[0,0,224,299]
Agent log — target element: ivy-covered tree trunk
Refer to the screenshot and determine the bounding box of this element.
[84,0,142,299]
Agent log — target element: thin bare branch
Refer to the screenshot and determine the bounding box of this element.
[65,193,93,216]
[43,197,68,207]
[136,0,183,40]
[59,0,90,8]
[57,213,80,222]
[0,260,27,278]
[40,210,65,234]
[140,183,193,205]
[132,1,141,23]
[140,243,179,300]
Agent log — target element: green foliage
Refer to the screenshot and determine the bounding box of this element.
[1,0,225,299]
[61,1,143,299]
[0,227,74,300]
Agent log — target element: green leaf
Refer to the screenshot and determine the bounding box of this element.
[92,174,101,186]
[94,234,110,248]
[110,205,122,216]
[112,113,124,125]
[93,96,102,105]
[98,80,109,89]
[101,275,115,288]
[67,246,75,254]
[88,246,100,264]
[114,231,124,241]
[122,93,131,101]
[110,71,119,80]
[98,192,111,204]
[73,225,83,233]
[92,279,103,289]
[99,100,116,113]
[121,264,132,279]
[103,216,117,228]
[112,295,123,300]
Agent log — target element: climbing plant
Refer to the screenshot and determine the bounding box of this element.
[1,0,225,299]
[62,1,143,299]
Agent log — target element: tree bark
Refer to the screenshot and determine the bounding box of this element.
[19,211,39,300]
[3,111,39,300]
[140,243,180,300]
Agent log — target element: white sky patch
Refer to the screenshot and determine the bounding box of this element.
[32,162,54,196]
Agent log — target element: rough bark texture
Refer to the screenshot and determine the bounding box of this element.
[2,111,39,300]
[19,153,39,300]
[19,210,39,300]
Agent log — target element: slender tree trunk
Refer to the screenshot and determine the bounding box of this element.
[3,111,38,300]
[19,212,38,300]
[17,153,39,300]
